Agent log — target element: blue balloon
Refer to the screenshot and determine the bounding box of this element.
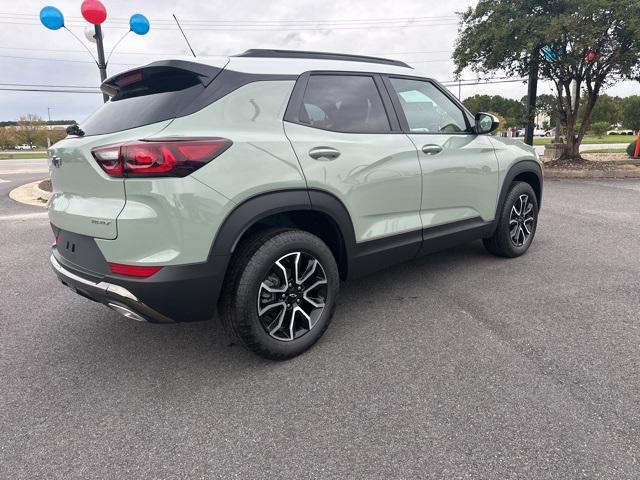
[129,14,150,35]
[40,6,64,30]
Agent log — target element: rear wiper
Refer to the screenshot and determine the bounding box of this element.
[66,124,85,137]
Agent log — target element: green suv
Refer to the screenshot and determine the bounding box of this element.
[49,49,543,359]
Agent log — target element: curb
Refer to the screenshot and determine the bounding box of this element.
[544,169,640,179]
[9,178,52,207]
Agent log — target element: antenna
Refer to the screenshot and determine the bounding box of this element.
[173,14,197,57]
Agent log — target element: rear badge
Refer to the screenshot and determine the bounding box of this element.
[91,219,112,226]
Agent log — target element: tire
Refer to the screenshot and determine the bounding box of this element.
[483,181,539,258]
[219,228,339,360]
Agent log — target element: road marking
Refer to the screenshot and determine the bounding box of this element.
[0,212,49,221]
[0,177,10,183]
[0,169,49,175]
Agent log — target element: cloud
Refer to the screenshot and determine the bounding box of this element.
[0,0,637,122]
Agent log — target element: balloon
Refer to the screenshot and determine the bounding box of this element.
[81,0,107,25]
[129,14,150,35]
[83,24,105,43]
[40,6,64,30]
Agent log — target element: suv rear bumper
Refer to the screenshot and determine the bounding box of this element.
[50,246,229,323]
[51,254,174,323]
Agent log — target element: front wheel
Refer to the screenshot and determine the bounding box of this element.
[219,229,339,360]
[483,181,539,258]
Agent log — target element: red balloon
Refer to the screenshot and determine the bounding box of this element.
[81,0,107,25]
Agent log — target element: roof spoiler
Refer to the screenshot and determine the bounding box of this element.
[100,59,224,98]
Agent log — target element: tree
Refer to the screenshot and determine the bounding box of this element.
[622,96,640,131]
[0,127,17,149]
[590,121,609,137]
[462,94,524,127]
[15,114,45,147]
[453,0,640,161]
[580,94,621,126]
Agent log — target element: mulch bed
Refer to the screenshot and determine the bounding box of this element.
[543,154,640,178]
[38,179,52,192]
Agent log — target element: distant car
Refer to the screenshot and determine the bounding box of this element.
[14,144,35,150]
[607,129,634,135]
[516,128,549,137]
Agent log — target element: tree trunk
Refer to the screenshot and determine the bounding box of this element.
[565,134,581,158]
[558,80,583,161]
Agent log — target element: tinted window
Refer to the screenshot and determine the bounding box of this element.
[299,75,390,133]
[389,78,468,133]
[80,68,207,136]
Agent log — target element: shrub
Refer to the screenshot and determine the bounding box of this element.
[590,121,610,137]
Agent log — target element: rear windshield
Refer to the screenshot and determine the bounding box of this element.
[79,67,207,136]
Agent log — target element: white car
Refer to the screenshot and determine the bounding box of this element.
[14,144,35,150]
[607,129,634,136]
[516,128,549,137]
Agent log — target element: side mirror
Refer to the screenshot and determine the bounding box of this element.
[475,112,500,134]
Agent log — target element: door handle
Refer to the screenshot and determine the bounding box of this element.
[309,147,341,161]
[421,144,443,156]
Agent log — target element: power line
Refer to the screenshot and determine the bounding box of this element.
[0,12,459,24]
[0,45,454,58]
[0,82,97,89]
[0,87,100,94]
[0,19,459,31]
[0,54,137,66]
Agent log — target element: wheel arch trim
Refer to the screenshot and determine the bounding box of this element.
[208,189,357,260]
[490,159,543,236]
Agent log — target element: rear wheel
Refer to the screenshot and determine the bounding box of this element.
[483,181,538,258]
[219,229,339,360]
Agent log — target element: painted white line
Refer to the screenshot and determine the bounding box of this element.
[0,177,10,183]
[0,212,49,221]
[0,169,49,175]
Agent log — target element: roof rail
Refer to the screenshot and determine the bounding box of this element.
[234,49,412,68]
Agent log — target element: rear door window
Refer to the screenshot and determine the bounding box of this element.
[298,75,391,133]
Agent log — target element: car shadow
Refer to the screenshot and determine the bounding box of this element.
[48,239,509,380]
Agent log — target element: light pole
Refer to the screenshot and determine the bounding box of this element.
[39,2,150,103]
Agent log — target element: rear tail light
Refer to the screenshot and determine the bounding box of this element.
[109,262,162,278]
[91,138,232,178]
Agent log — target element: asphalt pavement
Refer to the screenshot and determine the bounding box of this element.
[1,164,639,479]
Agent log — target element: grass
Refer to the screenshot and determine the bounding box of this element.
[0,151,48,160]
[531,135,636,146]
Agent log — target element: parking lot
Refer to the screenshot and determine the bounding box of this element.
[2,167,640,478]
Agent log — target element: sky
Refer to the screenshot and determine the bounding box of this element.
[1,0,638,123]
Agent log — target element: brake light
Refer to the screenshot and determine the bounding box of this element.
[91,138,231,178]
[109,262,162,278]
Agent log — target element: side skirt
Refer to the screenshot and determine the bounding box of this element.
[348,217,492,279]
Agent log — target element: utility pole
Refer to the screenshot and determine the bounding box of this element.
[94,24,108,103]
[524,46,540,146]
[458,78,462,100]
[46,107,52,148]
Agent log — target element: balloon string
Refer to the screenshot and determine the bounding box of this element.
[106,30,131,66]
[63,26,99,65]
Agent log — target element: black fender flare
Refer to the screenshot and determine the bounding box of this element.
[489,159,544,236]
[208,188,357,259]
